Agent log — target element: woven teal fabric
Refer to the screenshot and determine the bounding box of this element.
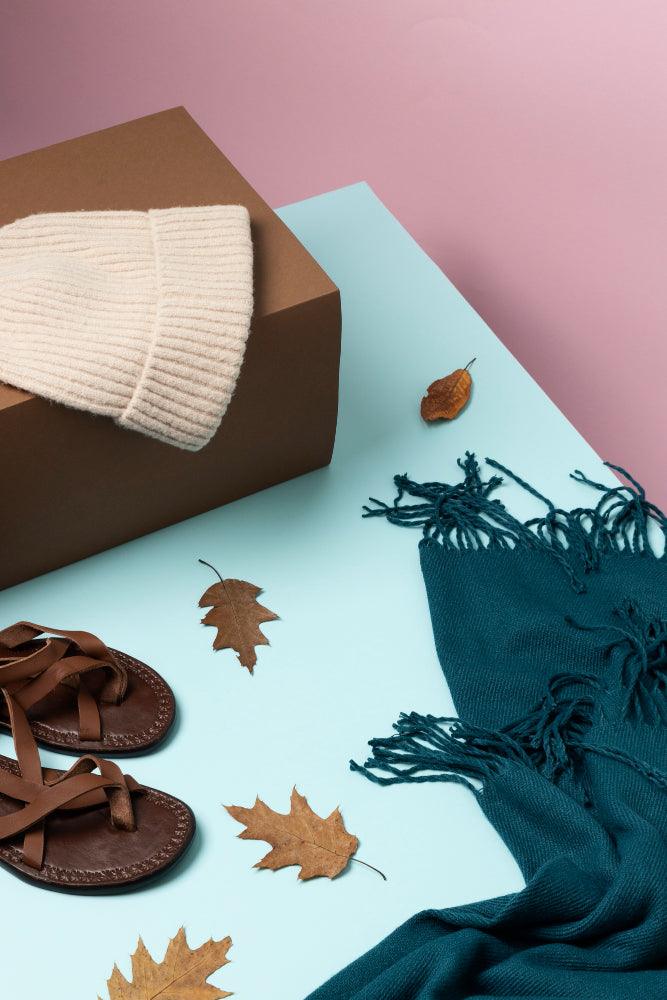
[308,455,667,1000]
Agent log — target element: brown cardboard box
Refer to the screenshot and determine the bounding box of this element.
[0,108,341,590]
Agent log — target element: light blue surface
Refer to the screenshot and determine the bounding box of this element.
[0,183,617,999]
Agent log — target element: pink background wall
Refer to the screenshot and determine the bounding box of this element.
[2,1,664,502]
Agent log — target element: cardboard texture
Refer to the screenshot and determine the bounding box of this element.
[0,108,341,591]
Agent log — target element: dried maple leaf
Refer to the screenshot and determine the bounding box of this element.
[421,358,475,421]
[226,787,361,880]
[198,559,278,673]
[100,927,232,1000]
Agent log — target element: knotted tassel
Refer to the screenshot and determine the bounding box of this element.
[351,674,599,792]
[352,671,667,796]
[365,454,666,593]
[504,673,600,781]
[485,458,591,591]
[350,712,532,794]
[363,452,536,552]
[570,463,667,557]
[568,601,667,724]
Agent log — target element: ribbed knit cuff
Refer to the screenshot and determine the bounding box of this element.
[118,205,253,451]
[0,211,155,419]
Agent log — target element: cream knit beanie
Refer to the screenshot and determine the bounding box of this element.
[0,205,253,450]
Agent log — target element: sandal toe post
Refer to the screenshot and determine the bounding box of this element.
[0,622,175,755]
[0,755,195,892]
[24,649,175,756]
[0,635,192,892]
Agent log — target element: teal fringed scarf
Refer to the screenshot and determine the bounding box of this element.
[309,454,667,1000]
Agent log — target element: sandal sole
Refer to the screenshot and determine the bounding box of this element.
[0,649,176,756]
[0,755,196,893]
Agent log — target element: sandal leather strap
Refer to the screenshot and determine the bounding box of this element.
[0,689,139,869]
[0,622,128,743]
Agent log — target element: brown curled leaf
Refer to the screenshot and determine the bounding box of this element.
[420,358,475,421]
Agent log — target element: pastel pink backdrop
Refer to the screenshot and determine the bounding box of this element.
[2,1,664,502]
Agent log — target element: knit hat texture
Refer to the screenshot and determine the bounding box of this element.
[0,205,253,450]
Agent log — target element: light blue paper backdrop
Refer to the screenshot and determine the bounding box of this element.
[0,184,617,999]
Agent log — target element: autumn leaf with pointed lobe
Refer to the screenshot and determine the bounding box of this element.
[100,927,232,1000]
[226,788,360,880]
[199,559,278,673]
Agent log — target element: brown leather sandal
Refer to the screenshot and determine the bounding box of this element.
[0,693,194,891]
[0,622,175,755]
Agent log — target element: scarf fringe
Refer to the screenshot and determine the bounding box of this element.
[501,673,598,781]
[363,454,667,593]
[350,713,517,796]
[351,673,667,794]
[567,601,667,724]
